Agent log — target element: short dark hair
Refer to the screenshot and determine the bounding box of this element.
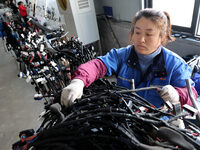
[18,1,23,5]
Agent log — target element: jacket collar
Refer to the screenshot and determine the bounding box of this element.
[127,46,140,69]
[127,45,167,81]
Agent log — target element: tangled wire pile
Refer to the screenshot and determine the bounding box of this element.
[13,79,200,150]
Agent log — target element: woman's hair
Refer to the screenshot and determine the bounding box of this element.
[129,8,175,46]
[18,1,23,6]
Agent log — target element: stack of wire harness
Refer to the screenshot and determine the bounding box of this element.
[12,79,200,150]
[1,12,97,104]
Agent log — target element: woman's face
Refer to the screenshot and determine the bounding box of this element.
[132,17,164,55]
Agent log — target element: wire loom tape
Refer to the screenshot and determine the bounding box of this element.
[57,0,67,11]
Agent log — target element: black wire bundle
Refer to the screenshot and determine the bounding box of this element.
[24,79,200,150]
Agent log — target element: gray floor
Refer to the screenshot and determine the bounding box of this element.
[0,40,44,150]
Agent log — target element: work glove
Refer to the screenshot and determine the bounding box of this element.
[61,79,84,107]
[158,85,179,104]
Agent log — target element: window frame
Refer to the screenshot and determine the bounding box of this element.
[144,0,200,37]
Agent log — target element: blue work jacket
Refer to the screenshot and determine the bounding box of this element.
[98,45,193,108]
[192,72,200,95]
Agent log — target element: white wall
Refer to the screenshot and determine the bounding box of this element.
[93,0,104,15]
[94,0,142,21]
[117,0,141,21]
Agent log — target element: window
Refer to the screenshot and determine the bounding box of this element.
[145,0,200,36]
[196,20,200,37]
[152,0,194,28]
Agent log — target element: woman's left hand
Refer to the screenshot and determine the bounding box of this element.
[158,85,179,103]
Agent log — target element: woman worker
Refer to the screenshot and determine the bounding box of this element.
[61,8,198,108]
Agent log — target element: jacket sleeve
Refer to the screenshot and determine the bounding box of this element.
[175,86,198,107]
[72,59,107,87]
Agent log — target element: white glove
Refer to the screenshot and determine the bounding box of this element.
[158,85,179,104]
[61,79,84,107]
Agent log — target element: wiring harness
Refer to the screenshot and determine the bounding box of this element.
[13,79,200,150]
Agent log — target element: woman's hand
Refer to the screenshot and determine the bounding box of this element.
[158,85,179,104]
[61,79,84,107]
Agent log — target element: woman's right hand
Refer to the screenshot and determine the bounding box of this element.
[61,79,84,107]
